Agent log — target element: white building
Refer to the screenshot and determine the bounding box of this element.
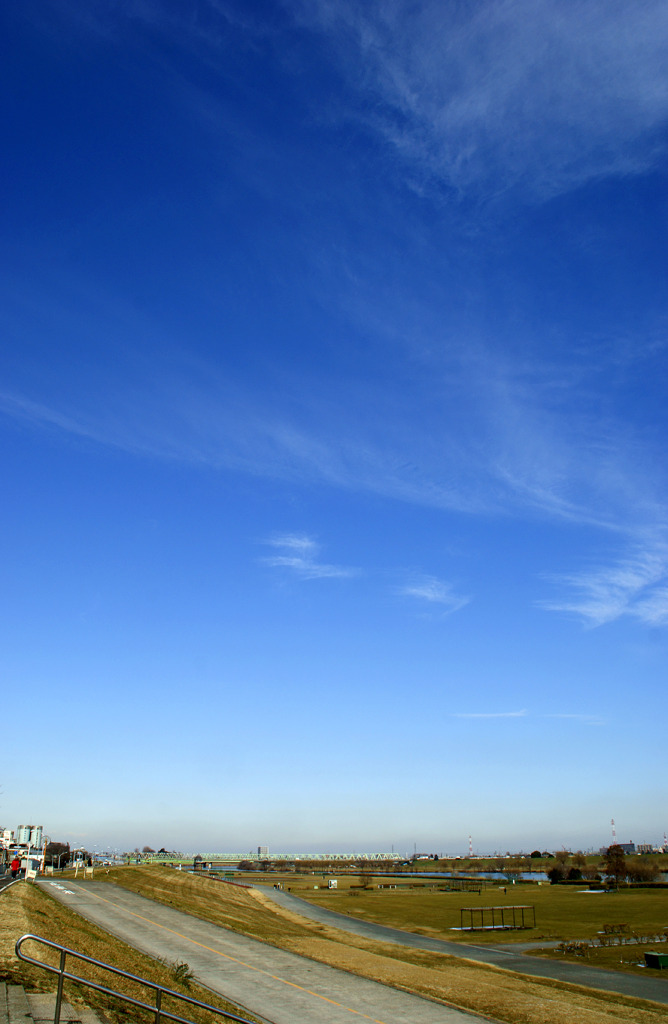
[16,825,43,848]
[0,829,15,849]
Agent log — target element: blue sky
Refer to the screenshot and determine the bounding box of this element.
[2,1,667,856]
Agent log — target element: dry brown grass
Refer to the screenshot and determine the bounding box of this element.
[97,867,668,1024]
[0,879,260,1024]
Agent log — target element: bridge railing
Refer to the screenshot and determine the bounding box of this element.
[15,933,257,1024]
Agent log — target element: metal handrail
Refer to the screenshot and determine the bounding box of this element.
[16,933,257,1024]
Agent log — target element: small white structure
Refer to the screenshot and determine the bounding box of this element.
[21,852,43,880]
[0,829,15,849]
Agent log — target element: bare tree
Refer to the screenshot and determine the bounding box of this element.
[603,845,627,887]
[626,859,660,883]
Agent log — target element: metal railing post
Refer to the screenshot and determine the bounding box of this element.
[54,947,66,1024]
[15,934,257,1024]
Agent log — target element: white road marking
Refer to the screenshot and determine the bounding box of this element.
[49,882,75,894]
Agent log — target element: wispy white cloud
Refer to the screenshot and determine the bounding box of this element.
[2,256,665,561]
[0,389,167,459]
[267,534,318,555]
[396,574,470,615]
[2,333,663,551]
[294,0,668,199]
[453,709,528,719]
[261,534,359,580]
[454,710,605,724]
[0,391,90,437]
[46,1,668,202]
[3,4,667,576]
[540,544,668,627]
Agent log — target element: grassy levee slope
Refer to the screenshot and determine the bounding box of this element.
[0,879,261,1024]
[83,865,668,1024]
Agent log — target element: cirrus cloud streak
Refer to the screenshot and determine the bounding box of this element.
[260,534,360,580]
[293,0,668,199]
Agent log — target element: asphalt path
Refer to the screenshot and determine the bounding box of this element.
[260,887,668,1006]
[35,880,481,1024]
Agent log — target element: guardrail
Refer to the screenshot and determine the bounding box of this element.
[15,934,257,1024]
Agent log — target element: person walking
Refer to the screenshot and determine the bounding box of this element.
[10,856,21,879]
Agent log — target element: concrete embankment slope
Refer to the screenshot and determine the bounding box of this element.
[260,887,668,1006]
[1,982,106,1024]
[36,879,479,1024]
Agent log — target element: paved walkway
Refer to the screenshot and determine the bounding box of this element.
[36,880,480,1024]
[0,874,18,894]
[260,887,668,1005]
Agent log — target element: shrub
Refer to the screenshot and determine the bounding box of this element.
[626,860,661,883]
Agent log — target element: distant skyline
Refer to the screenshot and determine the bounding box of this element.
[2,2,667,852]
[5,818,665,858]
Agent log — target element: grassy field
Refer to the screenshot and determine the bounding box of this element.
[287,872,668,974]
[286,873,668,945]
[58,864,668,1024]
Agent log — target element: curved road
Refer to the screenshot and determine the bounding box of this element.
[35,880,482,1024]
[260,887,668,1005]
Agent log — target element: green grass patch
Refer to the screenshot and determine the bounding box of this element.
[289,874,668,948]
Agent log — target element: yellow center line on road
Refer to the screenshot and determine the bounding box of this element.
[66,882,387,1024]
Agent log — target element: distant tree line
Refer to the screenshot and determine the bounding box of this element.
[545,846,662,885]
